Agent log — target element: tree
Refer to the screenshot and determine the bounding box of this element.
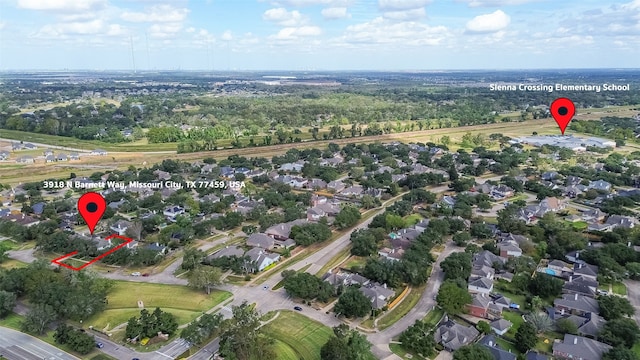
[453,232,471,247]
[556,318,578,335]
[515,322,538,353]
[350,229,382,257]
[436,281,472,315]
[188,265,223,294]
[181,313,223,345]
[320,324,374,360]
[598,295,635,320]
[334,206,362,229]
[0,290,16,318]
[477,321,491,334]
[54,324,95,354]
[528,273,563,298]
[399,320,435,357]
[603,346,640,360]
[599,318,640,348]
[125,308,179,340]
[334,286,372,318]
[283,272,334,302]
[219,301,275,360]
[525,312,553,333]
[182,248,205,270]
[440,252,472,282]
[22,304,57,335]
[453,344,493,360]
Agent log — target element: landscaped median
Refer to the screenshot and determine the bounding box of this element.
[86,281,232,333]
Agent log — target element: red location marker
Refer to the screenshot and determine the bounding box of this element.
[78,192,106,235]
[550,98,575,135]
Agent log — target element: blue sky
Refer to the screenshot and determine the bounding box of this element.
[0,0,638,70]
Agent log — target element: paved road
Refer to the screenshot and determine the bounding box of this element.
[367,241,463,359]
[624,280,640,326]
[0,326,78,360]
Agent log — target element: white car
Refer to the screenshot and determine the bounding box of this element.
[131,272,141,276]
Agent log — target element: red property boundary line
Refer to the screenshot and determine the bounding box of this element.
[51,234,133,271]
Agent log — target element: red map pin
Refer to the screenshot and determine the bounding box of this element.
[550,98,575,135]
[78,192,106,235]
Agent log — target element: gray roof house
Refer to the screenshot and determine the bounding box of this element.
[433,318,479,351]
[479,334,516,360]
[359,283,395,309]
[554,293,599,316]
[246,233,275,249]
[588,180,611,192]
[552,334,611,360]
[208,246,245,260]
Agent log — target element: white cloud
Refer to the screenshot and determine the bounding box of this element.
[121,5,190,23]
[271,26,323,40]
[382,8,426,21]
[342,17,450,46]
[275,0,353,6]
[221,30,233,41]
[378,0,431,11]
[465,10,510,33]
[263,8,308,26]
[456,0,539,7]
[17,0,106,12]
[35,19,106,38]
[321,7,350,19]
[148,23,183,38]
[0,22,5,31]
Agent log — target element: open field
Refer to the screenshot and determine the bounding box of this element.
[86,281,231,331]
[3,111,640,186]
[263,310,333,360]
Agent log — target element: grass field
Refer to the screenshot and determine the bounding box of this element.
[612,281,627,295]
[502,310,524,340]
[423,308,444,327]
[263,311,333,360]
[86,281,231,331]
[377,285,424,330]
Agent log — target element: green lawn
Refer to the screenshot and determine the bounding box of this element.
[0,312,24,330]
[502,311,524,340]
[377,285,423,330]
[495,337,519,355]
[263,311,333,360]
[86,281,231,331]
[535,331,563,354]
[389,343,429,360]
[403,214,423,227]
[612,281,627,295]
[423,308,444,327]
[632,341,640,358]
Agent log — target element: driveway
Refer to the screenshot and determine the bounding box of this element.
[0,326,78,360]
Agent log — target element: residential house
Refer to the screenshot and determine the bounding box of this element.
[467,293,504,320]
[201,164,216,174]
[306,178,327,190]
[573,262,598,281]
[163,205,185,220]
[234,199,261,215]
[0,151,9,160]
[154,170,172,181]
[554,293,599,317]
[306,201,341,222]
[563,275,598,298]
[265,219,308,241]
[246,233,275,249]
[16,156,34,164]
[468,277,494,295]
[31,202,45,215]
[552,334,611,360]
[69,153,80,160]
[93,237,112,251]
[538,259,573,278]
[279,161,305,172]
[91,149,108,156]
[541,171,559,181]
[473,250,505,269]
[479,334,516,360]
[581,209,606,222]
[588,180,612,192]
[539,197,566,212]
[109,220,131,236]
[340,186,364,197]
[145,242,168,255]
[56,153,69,162]
[433,318,479,351]
[605,214,636,229]
[200,194,220,204]
[245,248,280,272]
[525,352,548,360]
[327,180,346,193]
[378,247,405,261]
[108,199,127,210]
[208,246,245,260]
[322,271,370,288]
[498,241,522,258]
[359,283,395,309]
